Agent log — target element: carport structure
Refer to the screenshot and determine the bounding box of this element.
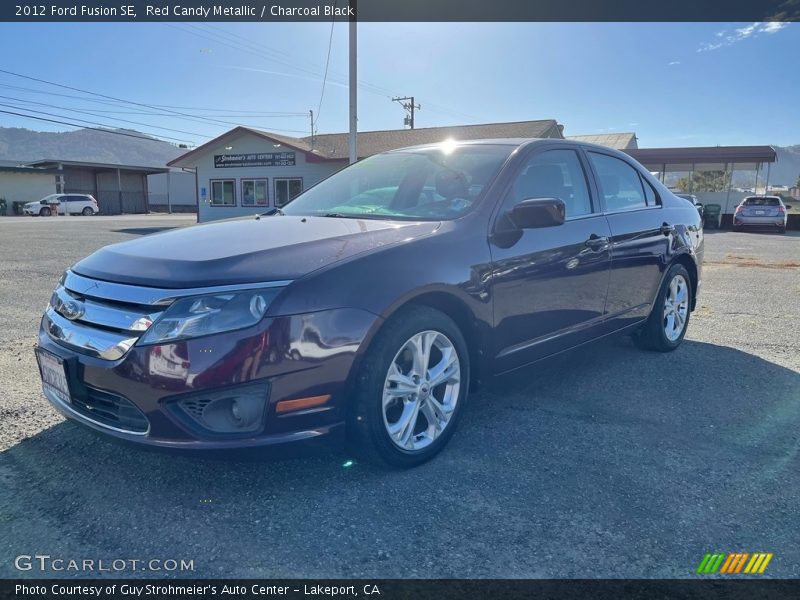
[624,146,778,225]
[25,160,169,215]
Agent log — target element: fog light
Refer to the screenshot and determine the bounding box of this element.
[169,382,269,435]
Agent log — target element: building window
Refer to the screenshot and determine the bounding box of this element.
[274,178,302,207]
[242,179,268,207]
[210,179,236,206]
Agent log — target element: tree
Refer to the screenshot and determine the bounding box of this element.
[675,170,729,193]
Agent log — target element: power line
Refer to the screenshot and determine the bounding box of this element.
[314,0,337,133]
[166,23,480,123]
[0,94,207,139]
[0,108,187,143]
[0,68,310,134]
[0,82,305,115]
[0,102,196,144]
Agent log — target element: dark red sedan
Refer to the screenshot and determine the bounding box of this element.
[36,139,703,467]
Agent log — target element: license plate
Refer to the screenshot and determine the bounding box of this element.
[755,210,765,215]
[36,348,71,405]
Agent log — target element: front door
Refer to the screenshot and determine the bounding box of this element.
[490,146,612,373]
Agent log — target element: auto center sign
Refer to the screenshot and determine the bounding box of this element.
[214,152,296,168]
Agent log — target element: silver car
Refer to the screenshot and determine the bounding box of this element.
[733,196,787,233]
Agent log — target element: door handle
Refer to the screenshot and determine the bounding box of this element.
[585,234,610,250]
[660,222,676,236]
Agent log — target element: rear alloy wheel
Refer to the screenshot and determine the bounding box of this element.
[82,207,94,216]
[39,207,51,217]
[634,264,692,352]
[349,306,468,467]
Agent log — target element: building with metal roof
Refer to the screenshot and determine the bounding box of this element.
[27,160,169,214]
[567,132,638,150]
[168,120,564,222]
[0,161,59,211]
[167,120,780,225]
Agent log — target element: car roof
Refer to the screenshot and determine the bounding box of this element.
[385,137,630,156]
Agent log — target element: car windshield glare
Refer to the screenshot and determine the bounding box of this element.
[281,144,513,220]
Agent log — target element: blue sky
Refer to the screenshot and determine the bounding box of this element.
[0,22,796,148]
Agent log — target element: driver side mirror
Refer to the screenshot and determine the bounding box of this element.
[509,197,565,229]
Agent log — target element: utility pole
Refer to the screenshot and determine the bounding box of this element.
[309,109,314,148]
[392,96,421,129]
[348,18,357,164]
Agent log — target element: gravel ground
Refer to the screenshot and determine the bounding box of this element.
[0,217,798,579]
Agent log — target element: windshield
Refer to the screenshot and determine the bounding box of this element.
[281,144,513,220]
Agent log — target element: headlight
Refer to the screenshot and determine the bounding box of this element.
[138,288,281,345]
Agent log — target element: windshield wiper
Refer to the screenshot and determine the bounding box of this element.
[256,207,284,219]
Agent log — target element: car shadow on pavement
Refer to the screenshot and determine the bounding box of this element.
[111,227,177,236]
[1,337,798,578]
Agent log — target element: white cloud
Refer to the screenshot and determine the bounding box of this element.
[668,60,681,65]
[763,22,789,34]
[698,21,791,52]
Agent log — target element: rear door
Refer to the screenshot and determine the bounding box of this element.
[584,150,670,330]
[65,194,90,214]
[489,145,612,372]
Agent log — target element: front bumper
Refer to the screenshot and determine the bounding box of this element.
[36,308,379,449]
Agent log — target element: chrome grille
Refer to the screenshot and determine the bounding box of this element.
[43,270,291,361]
[44,271,169,360]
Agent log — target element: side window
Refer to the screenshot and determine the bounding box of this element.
[506,149,593,218]
[588,152,648,212]
[641,176,659,207]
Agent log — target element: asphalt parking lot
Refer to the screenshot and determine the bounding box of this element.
[0,215,798,578]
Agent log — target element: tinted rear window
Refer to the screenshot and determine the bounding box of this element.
[744,197,780,206]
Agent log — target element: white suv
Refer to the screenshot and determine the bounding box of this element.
[23,194,100,216]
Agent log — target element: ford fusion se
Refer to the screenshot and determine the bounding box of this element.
[35,139,703,467]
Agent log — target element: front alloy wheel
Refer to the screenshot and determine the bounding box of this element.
[349,306,469,467]
[382,330,461,451]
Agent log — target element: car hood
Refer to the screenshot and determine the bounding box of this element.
[71,215,440,288]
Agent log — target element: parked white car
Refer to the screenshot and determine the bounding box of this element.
[23,194,99,216]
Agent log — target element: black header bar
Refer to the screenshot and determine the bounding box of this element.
[2,579,800,600]
[3,0,800,22]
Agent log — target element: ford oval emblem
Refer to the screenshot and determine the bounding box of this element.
[60,300,85,321]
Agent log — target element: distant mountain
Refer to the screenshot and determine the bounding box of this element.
[0,127,187,166]
[772,145,800,187]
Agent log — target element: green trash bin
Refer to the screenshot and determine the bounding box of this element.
[703,204,721,229]
[0,199,6,216]
[12,201,27,216]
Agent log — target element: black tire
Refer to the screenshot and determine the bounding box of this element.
[634,263,692,352]
[82,207,93,216]
[347,306,469,468]
[39,207,51,217]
